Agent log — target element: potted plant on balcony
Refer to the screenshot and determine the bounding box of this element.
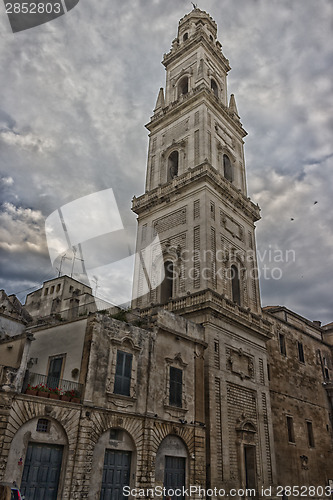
[25,384,38,396]
[36,385,50,398]
[60,391,71,401]
[64,389,81,403]
[49,387,61,400]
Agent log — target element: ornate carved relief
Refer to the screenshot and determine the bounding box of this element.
[220,209,244,241]
[153,207,187,235]
[226,346,255,380]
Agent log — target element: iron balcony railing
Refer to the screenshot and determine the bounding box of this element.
[23,371,83,399]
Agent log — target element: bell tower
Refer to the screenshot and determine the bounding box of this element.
[132,9,276,493]
[132,8,261,314]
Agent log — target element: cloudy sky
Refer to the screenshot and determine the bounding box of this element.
[0,0,332,324]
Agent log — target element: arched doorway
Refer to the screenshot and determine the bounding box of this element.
[88,428,136,500]
[155,435,188,500]
[4,416,68,500]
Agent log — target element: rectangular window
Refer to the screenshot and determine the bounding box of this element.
[114,351,132,396]
[307,421,315,447]
[279,334,287,356]
[169,367,182,408]
[298,341,305,363]
[47,355,65,389]
[286,416,295,443]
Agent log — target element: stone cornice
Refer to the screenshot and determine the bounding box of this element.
[137,289,273,343]
[162,29,230,74]
[146,86,246,138]
[132,161,260,222]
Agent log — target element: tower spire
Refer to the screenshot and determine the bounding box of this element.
[153,87,165,113]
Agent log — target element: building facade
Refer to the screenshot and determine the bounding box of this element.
[0,7,332,500]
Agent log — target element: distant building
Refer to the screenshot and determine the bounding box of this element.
[0,8,332,500]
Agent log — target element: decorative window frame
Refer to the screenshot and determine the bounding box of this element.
[164,352,188,416]
[173,68,194,101]
[161,140,187,184]
[216,142,236,181]
[106,337,141,403]
[227,249,248,307]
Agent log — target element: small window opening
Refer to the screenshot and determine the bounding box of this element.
[267,363,271,381]
[286,416,295,443]
[160,261,174,304]
[183,32,188,41]
[231,265,241,306]
[56,284,61,293]
[168,151,179,180]
[211,79,218,98]
[210,34,213,41]
[178,77,189,97]
[298,341,305,363]
[50,285,55,294]
[109,429,122,441]
[306,421,315,447]
[223,154,233,182]
[214,342,219,353]
[279,334,287,357]
[44,288,49,296]
[36,418,50,433]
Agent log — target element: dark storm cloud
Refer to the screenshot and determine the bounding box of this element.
[0,0,332,323]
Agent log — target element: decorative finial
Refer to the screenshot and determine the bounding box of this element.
[191,2,198,9]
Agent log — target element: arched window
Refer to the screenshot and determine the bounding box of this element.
[168,151,179,181]
[178,77,189,97]
[223,154,233,182]
[211,79,218,98]
[183,32,188,41]
[231,264,241,305]
[160,260,174,303]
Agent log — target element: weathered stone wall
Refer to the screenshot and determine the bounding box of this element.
[266,311,333,489]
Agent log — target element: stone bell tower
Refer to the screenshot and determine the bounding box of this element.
[132,8,276,495]
[132,7,261,315]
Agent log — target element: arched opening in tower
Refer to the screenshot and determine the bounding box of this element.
[160,260,174,303]
[178,77,189,97]
[223,154,233,182]
[211,78,218,98]
[168,151,179,180]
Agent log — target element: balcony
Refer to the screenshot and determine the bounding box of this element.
[22,372,84,403]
